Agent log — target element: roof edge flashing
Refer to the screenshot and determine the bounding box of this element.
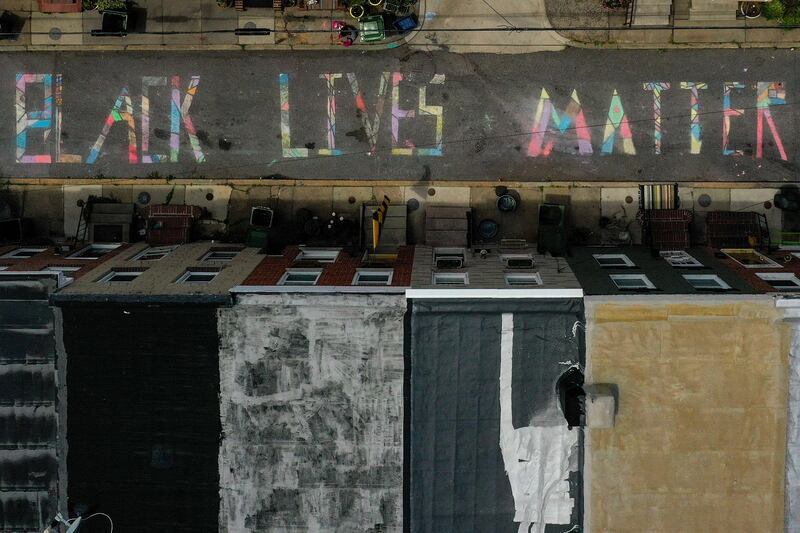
[0,270,72,289]
[231,285,408,294]
[405,288,583,299]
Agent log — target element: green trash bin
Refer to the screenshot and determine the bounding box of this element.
[245,227,269,249]
[359,15,385,42]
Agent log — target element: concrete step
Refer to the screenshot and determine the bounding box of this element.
[633,0,673,25]
[673,0,691,20]
[688,0,740,21]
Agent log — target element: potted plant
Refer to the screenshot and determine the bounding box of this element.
[349,0,365,19]
[217,0,233,6]
[83,0,98,10]
[96,0,126,11]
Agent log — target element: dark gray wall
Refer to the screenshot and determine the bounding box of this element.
[0,278,60,532]
[410,299,584,533]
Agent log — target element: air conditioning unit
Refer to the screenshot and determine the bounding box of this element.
[250,206,274,228]
[537,203,567,256]
[502,255,534,269]
[434,247,465,269]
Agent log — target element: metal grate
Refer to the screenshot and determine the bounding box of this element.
[706,211,770,249]
[640,209,692,250]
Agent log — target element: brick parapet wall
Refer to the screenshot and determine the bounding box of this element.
[243,246,414,287]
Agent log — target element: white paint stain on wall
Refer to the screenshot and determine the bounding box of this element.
[500,313,577,533]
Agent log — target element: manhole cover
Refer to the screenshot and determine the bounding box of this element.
[698,193,712,208]
[49,27,62,41]
[407,198,420,212]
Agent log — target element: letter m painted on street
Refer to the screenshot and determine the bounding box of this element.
[528,88,592,157]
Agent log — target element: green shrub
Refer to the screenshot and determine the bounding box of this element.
[782,8,800,25]
[96,0,126,10]
[763,0,785,19]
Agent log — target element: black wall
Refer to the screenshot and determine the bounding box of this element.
[61,304,221,533]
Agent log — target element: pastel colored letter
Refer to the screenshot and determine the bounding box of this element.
[642,82,670,155]
[391,73,444,156]
[417,74,445,156]
[86,87,138,164]
[390,72,416,155]
[15,73,53,164]
[54,74,81,164]
[756,82,787,161]
[680,82,707,154]
[279,73,309,158]
[347,72,390,155]
[722,82,745,156]
[141,76,168,163]
[528,88,593,157]
[319,73,343,156]
[171,75,206,163]
[601,90,635,155]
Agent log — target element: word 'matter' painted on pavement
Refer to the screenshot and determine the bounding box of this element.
[13,73,790,166]
[528,81,788,161]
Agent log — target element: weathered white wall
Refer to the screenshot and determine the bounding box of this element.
[218,293,406,532]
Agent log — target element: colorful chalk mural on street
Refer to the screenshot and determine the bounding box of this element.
[15,73,52,164]
[756,81,788,161]
[680,82,707,155]
[11,72,793,170]
[602,89,636,156]
[723,82,745,157]
[528,88,592,157]
[347,71,389,156]
[642,82,670,156]
[15,74,206,165]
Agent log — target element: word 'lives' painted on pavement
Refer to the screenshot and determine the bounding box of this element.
[279,71,445,158]
[528,82,789,161]
[15,73,205,164]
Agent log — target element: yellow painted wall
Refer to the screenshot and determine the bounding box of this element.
[587,298,789,533]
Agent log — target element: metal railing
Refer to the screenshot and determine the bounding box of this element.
[625,0,637,26]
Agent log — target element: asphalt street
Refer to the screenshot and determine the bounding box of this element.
[1,49,798,181]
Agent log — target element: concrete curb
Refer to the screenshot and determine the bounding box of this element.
[0,177,786,188]
[559,35,800,49]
